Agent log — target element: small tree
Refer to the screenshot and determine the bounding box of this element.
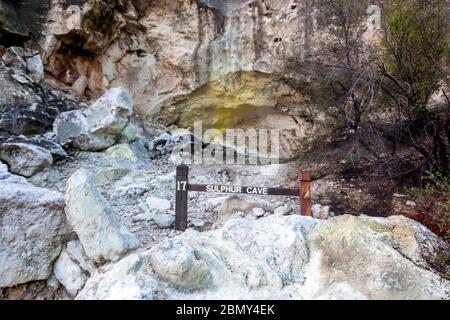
[305,0,379,133]
[380,0,449,119]
[379,0,449,176]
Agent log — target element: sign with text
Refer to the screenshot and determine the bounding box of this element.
[175,165,312,231]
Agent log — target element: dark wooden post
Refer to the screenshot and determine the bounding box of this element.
[299,170,312,216]
[175,165,189,231]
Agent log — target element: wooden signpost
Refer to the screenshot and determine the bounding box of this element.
[175,165,312,231]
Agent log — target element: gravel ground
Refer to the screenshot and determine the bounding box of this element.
[27,146,303,249]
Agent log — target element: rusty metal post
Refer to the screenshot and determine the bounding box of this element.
[299,170,312,216]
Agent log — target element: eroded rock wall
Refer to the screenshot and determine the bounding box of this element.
[1,0,386,159]
[23,0,323,158]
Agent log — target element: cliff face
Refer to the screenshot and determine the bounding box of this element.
[42,0,312,107]
[0,0,50,46]
[2,0,322,158]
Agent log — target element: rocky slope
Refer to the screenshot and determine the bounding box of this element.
[2,0,331,159]
[77,214,449,300]
[1,0,449,301]
[3,152,450,299]
[1,82,449,299]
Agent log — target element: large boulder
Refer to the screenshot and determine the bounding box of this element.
[309,215,450,299]
[0,165,67,288]
[2,47,44,82]
[0,62,79,136]
[54,88,134,151]
[77,215,450,300]
[149,240,212,291]
[0,141,53,177]
[220,217,312,285]
[65,169,140,263]
[76,254,161,300]
[5,136,68,160]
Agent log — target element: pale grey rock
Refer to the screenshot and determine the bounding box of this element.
[189,218,205,228]
[393,193,406,198]
[274,205,292,216]
[54,88,133,151]
[0,162,27,184]
[0,162,9,178]
[65,169,140,263]
[0,142,53,177]
[111,171,149,205]
[46,272,60,290]
[221,216,311,285]
[312,204,331,220]
[90,166,133,190]
[203,196,229,210]
[146,196,171,212]
[153,214,175,229]
[149,239,212,291]
[24,54,44,82]
[54,250,88,296]
[218,195,274,223]
[65,240,96,274]
[53,109,89,146]
[133,213,153,223]
[406,200,417,208]
[77,215,449,300]
[306,215,450,299]
[84,87,133,146]
[0,178,66,288]
[10,71,32,84]
[76,254,160,300]
[252,208,265,218]
[2,47,44,81]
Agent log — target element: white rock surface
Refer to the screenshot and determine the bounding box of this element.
[274,205,292,216]
[53,250,88,296]
[111,171,149,205]
[149,240,212,291]
[54,88,133,151]
[312,204,333,220]
[406,200,417,208]
[76,254,161,300]
[65,240,96,274]
[153,214,175,229]
[65,169,140,263]
[0,170,66,288]
[77,215,450,300]
[146,196,172,212]
[190,219,205,228]
[252,208,265,218]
